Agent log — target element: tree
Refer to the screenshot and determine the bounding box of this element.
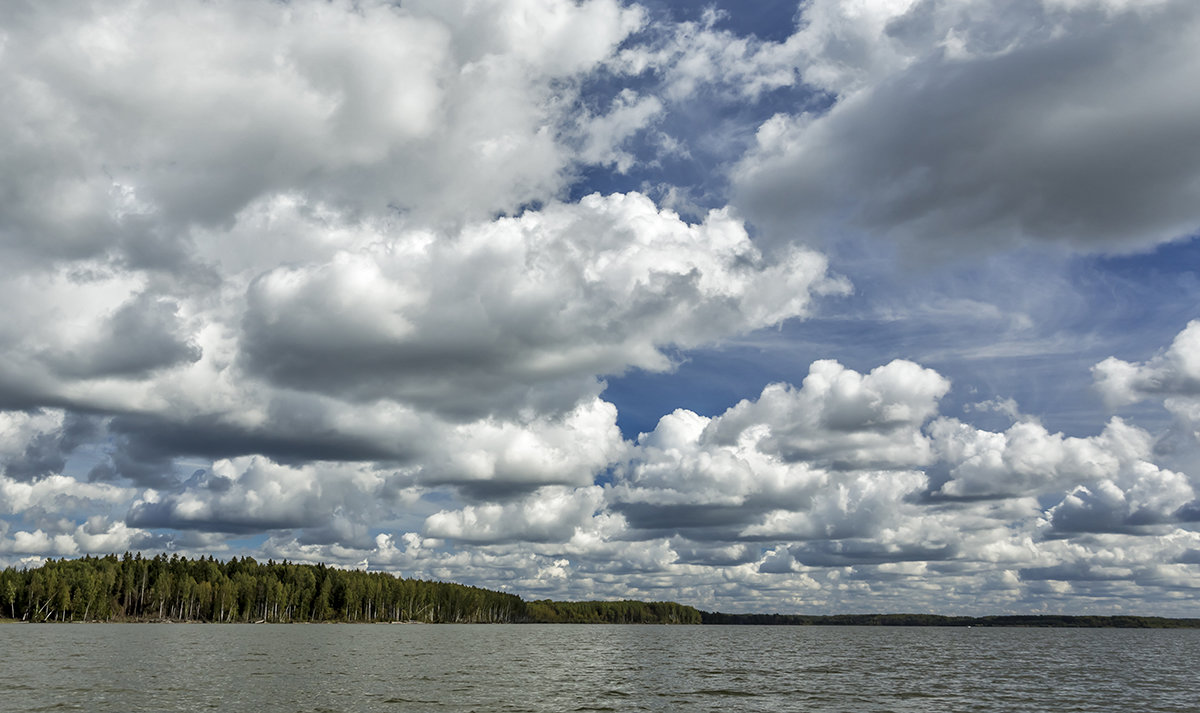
[2,570,17,619]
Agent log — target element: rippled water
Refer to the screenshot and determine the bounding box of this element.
[1,623,1197,712]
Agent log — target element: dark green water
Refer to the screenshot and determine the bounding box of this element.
[1,623,1196,712]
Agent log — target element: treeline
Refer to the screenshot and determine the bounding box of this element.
[527,599,702,624]
[700,612,1200,628]
[0,553,528,623]
[5,555,1196,627]
[0,554,702,625]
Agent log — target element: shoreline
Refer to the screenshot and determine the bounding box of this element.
[3,614,1198,628]
[6,555,1197,627]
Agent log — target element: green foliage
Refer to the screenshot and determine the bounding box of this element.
[526,599,703,624]
[2,554,709,625]
[1,554,528,623]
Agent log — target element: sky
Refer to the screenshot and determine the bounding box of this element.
[2,0,1200,616]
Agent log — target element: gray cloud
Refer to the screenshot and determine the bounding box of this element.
[124,457,404,539]
[0,410,99,482]
[609,360,948,535]
[788,540,959,568]
[0,0,644,263]
[929,416,1154,499]
[102,410,419,469]
[1094,320,1200,406]
[1092,320,1200,487]
[670,541,758,567]
[236,194,843,417]
[1,412,97,482]
[424,485,605,544]
[1046,465,1194,535]
[707,359,949,469]
[734,0,1200,254]
[46,293,200,379]
[613,502,771,534]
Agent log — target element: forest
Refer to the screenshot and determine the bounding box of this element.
[0,554,702,624]
[526,598,702,624]
[3,554,1198,627]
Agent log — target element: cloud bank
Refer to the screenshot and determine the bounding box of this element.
[2,0,1199,615]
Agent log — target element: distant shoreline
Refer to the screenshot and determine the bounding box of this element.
[3,615,1199,628]
[697,613,1200,628]
[4,555,1198,627]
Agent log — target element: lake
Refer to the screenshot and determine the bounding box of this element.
[1,623,1196,712]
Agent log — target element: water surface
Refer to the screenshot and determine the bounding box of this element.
[1,623,1196,712]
